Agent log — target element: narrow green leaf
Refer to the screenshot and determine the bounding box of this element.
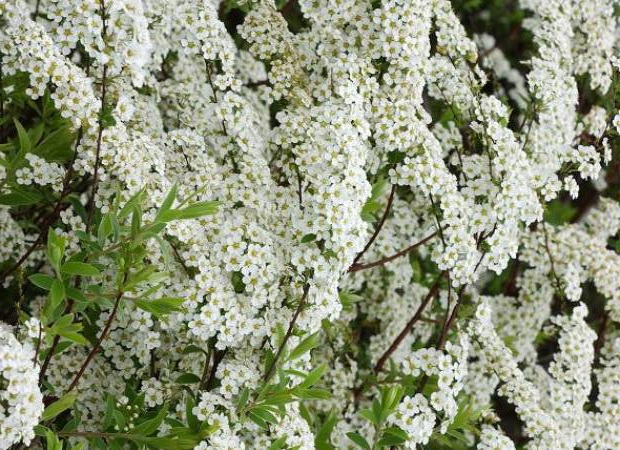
[288,332,320,361]
[133,403,168,436]
[347,432,371,450]
[300,233,316,243]
[45,430,62,450]
[156,184,178,219]
[299,364,326,389]
[48,280,65,311]
[316,411,337,445]
[14,118,32,152]
[42,392,76,421]
[267,436,287,450]
[157,201,220,222]
[133,297,185,319]
[175,373,201,384]
[61,261,101,277]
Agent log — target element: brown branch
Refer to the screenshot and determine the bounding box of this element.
[246,79,270,88]
[168,239,190,275]
[205,349,227,391]
[352,184,395,267]
[594,312,609,363]
[85,63,108,232]
[66,271,127,392]
[264,285,310,382]
[436,285,466,350]
[199,345,213,391]
[374,271,446,373]
[349,232,437,273]
[541,221,563,294]
[33,319,43,368]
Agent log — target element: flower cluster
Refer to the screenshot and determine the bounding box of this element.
[0,324,44,448]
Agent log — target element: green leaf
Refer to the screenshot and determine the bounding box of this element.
[131,205,142,238]
[124,265,158,292]
[237,387,250,411]
[61,261,101,277]
[182,344,206,355]
[34,126,75,163]
[300,233,317,243]
[268,436,287,450]
[249,405,279,424]
[157,201,220,222]
[175,373,201,384]
[133,403,169,436]
[289,332,320,361]
[544,200,576,225]
[44,279,65,319]
[156,184,178,220]
[45,430,62,450]
[58,331,88,345]
[14,118,32,152]
[378,427,408,446]
[360,408,379,426]
[347,432,371,450]
[0,188,43,206]
[185,396,200,432]
[338,291,363,310]
[98,213,114,245]
[102,395,116,430]
[133,297,185,319]
[29,273,55,290]
[248,410,269,430]
[231,271,245,294]
[299,364,326,389]
[65,286,88,303]
[47,229,65,271]
[361,178,391,222]
[42,392,77,421]
[293,387,330,400]
[316,411,337,446]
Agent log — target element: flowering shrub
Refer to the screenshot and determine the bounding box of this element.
[1,0,620,448]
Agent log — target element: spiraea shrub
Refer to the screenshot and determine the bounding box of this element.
[1,0,620,448]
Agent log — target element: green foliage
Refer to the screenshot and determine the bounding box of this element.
[361,178,391,222]
[348,385,406,449]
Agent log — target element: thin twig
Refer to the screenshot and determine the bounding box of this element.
[199,345,213,391]
[32,0,41,20]
[349,232,437,273]
[66,271,128,392]
[594,312,609,363]
[541,221,563,293]
[440,274,452,338]
[436,285,466,350]
[264,285,310,382]
[294,165,304,210]
[429,194,446,247]
[205,349,227,391]
[168,239,190,275]
[374,272,446,373]
[352,184,395,267]
[33,319,43,368]
[85,63,108,232]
